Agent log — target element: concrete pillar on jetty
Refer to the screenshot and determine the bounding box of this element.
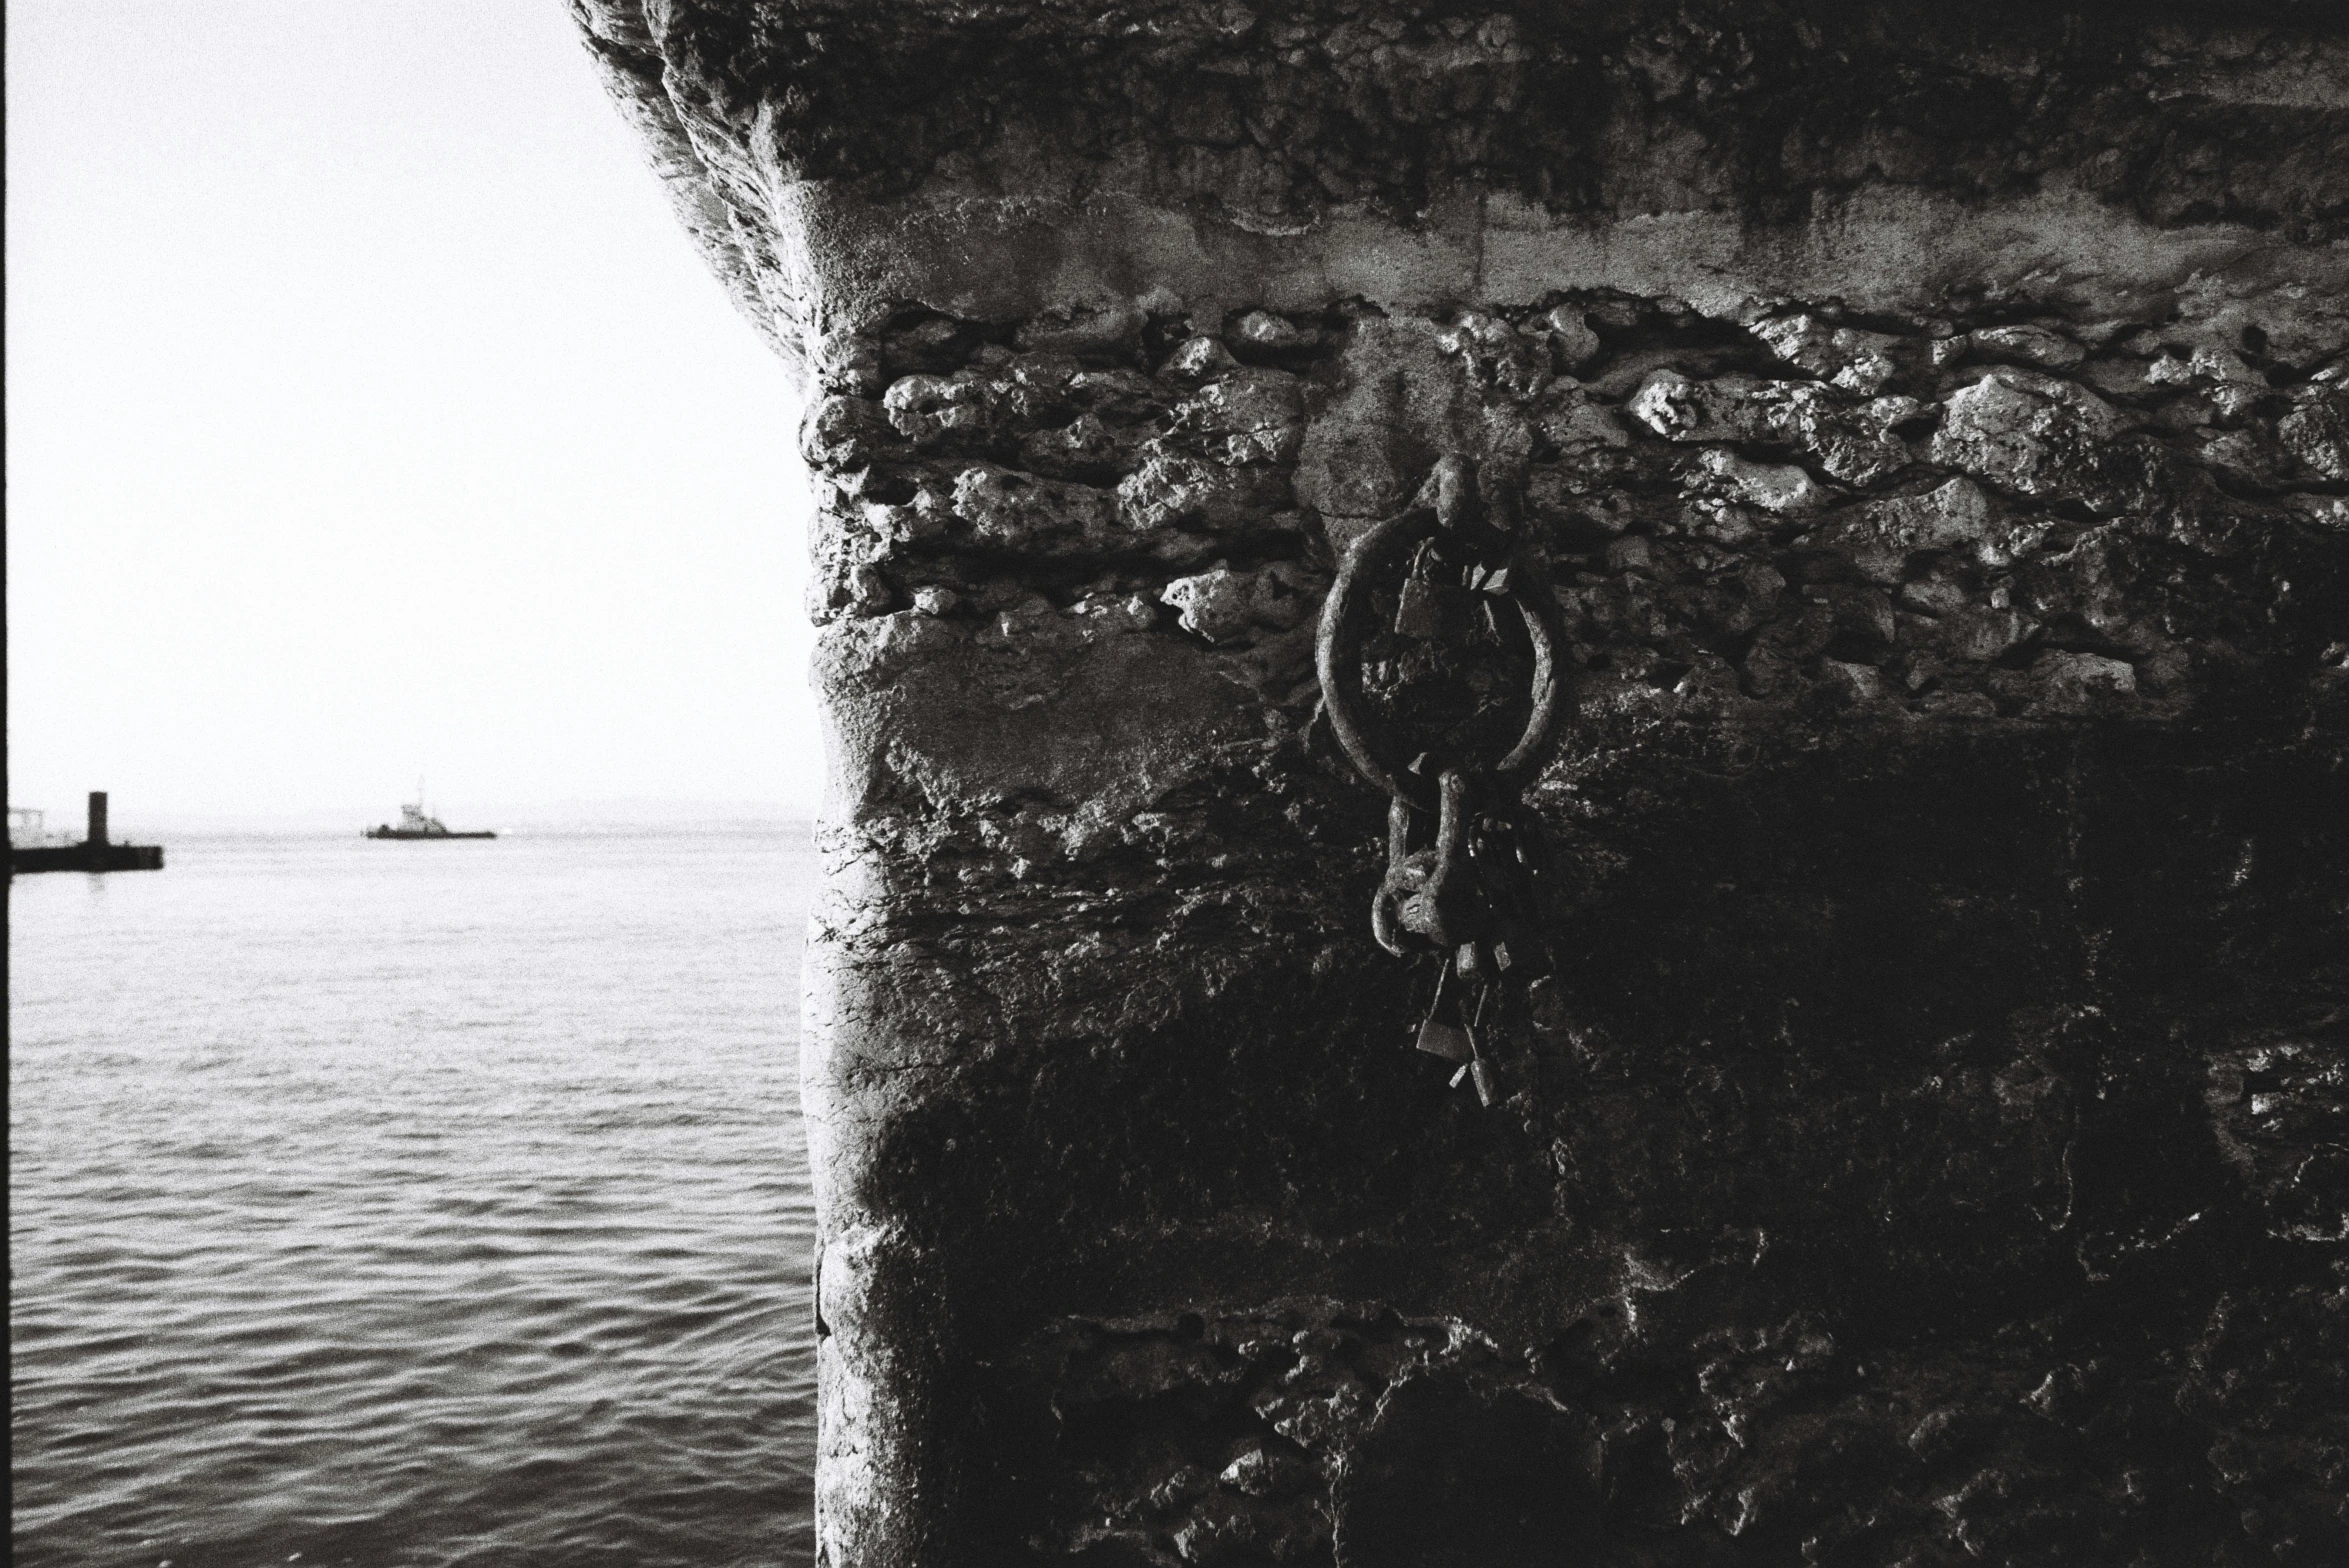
[576,5,2349,1562]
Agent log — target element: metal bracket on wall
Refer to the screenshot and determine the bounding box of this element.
[1315,455,1569,1105]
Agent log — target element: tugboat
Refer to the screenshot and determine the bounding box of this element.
[366,784,495,841]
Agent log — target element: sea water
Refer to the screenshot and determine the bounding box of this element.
[10,827,819,1567]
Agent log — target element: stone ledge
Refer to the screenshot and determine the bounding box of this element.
[579,0,2349,367]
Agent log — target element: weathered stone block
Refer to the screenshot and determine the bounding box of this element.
[579,2,2349,1563]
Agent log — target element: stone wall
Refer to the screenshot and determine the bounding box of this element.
[575,4,2349,1563]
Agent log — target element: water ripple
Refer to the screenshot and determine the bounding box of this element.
[11,828,818,1567]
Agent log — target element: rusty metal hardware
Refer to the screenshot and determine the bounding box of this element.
[1414,960,1475,1063]
[1317,462,1566,818]
[1316,455,1569,1106]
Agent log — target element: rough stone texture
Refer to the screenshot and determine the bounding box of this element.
[577,3,2349,1564]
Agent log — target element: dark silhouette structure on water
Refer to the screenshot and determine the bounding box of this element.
[364,795,496,840]
[10,792,165,876]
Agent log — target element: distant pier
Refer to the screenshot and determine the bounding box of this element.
[9,792,165,875]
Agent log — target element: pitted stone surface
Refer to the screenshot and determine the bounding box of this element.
[579,4,2349,1564]
[785,298,2348,1566]
[803,301,2343,742]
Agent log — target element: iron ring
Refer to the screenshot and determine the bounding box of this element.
[1314,506,1568,814]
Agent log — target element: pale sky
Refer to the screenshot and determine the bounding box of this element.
[6,1,822,826]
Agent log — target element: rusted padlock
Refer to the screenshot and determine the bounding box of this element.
[1394,576,1478,640]
[1418,1017,1475,1062]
